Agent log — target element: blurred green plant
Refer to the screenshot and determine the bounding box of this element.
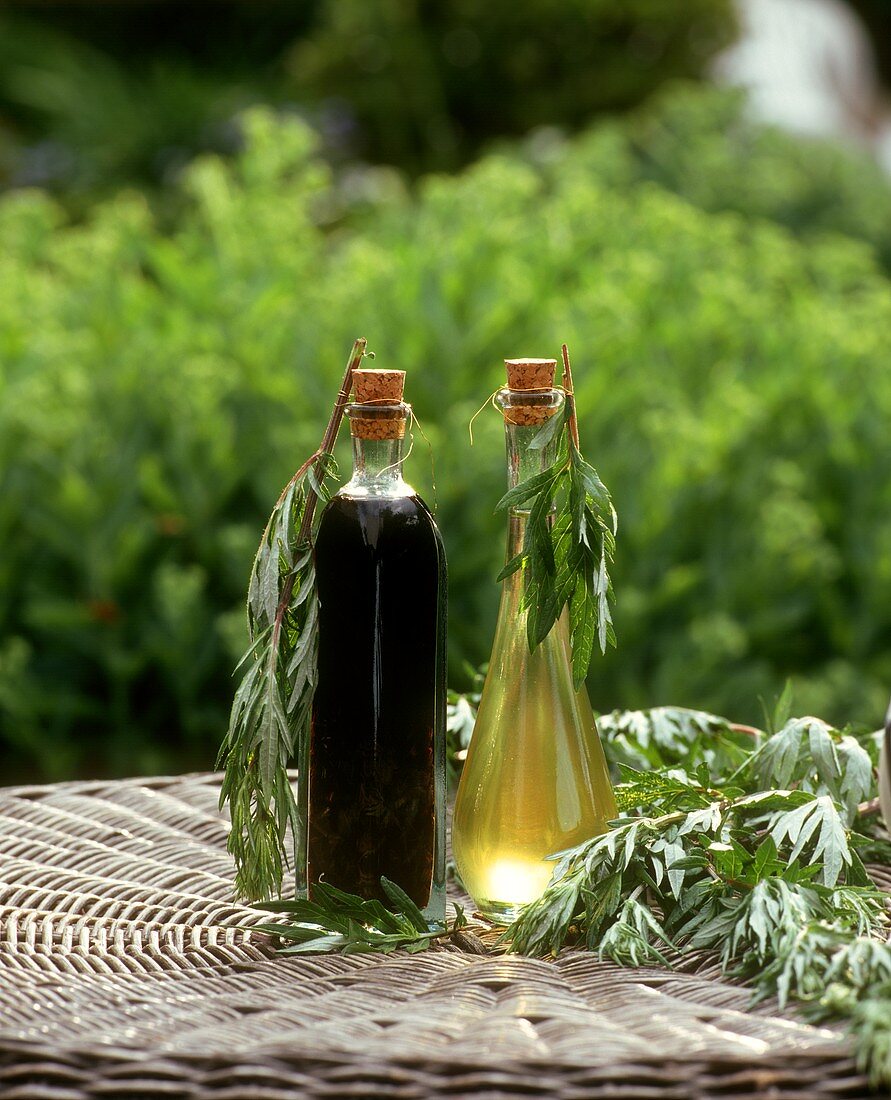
[288,0,736,172]
[536,83,891,271]
[0,7,302,199]
[0,0,736,195]
[2,93,891,782]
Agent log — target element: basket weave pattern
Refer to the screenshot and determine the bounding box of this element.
[0,773,883,1098]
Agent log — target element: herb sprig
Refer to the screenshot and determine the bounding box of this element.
[217,338,369,901]
[496,345,617,688]
[503,708,891,1086]
[254,703,891,1081]
[255,878,468,955]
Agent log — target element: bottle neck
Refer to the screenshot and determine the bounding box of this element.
[498,388,565,565]
[502,425,550,565]
[343,435,412,498]
[500,388,565,505]
[503,422,558,497]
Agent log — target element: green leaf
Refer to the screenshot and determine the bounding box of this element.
[768,794,851,887]
[837,736,874,821]
[595,546,612,655]
[496,550,526,582]
[495,467,560,513]
[280,933,349,955]
[569,571,595,690]
[527,406,568,451]
[808,720,841,784]
[380,876,430,933]
[752,835,778,880]
[771,680,795,734]
[259,542,279,626]
[576,457,611,509]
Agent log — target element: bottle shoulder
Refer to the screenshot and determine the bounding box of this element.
[321,490,438,523]
[315,492,445,561]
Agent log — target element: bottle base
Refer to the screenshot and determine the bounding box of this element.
[423,884,446,927]
[473,899,526,925]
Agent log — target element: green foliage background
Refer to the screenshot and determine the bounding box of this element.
[2,86,891,781]
[287,0,735,172]
[0,0,735,195]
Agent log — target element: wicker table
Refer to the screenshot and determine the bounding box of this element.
[0,773,882,1099]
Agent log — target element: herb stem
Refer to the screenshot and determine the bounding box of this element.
[729,722,762,739]
[272,337,366,639]
[297,338,367,546]
[560,343,581,451]
[857,796,882,820]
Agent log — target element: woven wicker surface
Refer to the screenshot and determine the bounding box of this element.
[0,773,886,1099]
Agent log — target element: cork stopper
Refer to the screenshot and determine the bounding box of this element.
[350,368,408,439]
[504,358,557,392]
[502,357,560,425]
[353,369,406,404]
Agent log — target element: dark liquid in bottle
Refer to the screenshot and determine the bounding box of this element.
[309,493,445,907]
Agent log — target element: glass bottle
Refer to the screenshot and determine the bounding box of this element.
[452,358,616,923]
[307,369,447,923]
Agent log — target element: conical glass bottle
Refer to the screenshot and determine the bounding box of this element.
[452,358,616,923]
[307,369,447,923]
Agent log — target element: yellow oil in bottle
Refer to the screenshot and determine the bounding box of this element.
[452,512,617,923]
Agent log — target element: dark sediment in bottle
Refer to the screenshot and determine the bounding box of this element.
[309,493,445,907]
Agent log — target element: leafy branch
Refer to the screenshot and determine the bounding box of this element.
[217,338,369,901]
[249,698,891,1081]
[733,714,874,825]
[496,345,617,688]
[254,877,468,955]
[596,705,755,778]
[502,709,891,1086]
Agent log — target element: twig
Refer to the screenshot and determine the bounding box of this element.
[298,337,366,544]
[561,343,581,451]
[730,723,763,739]
[255,449,323,554]
[271,338,366,637]
[857,797,882,820]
